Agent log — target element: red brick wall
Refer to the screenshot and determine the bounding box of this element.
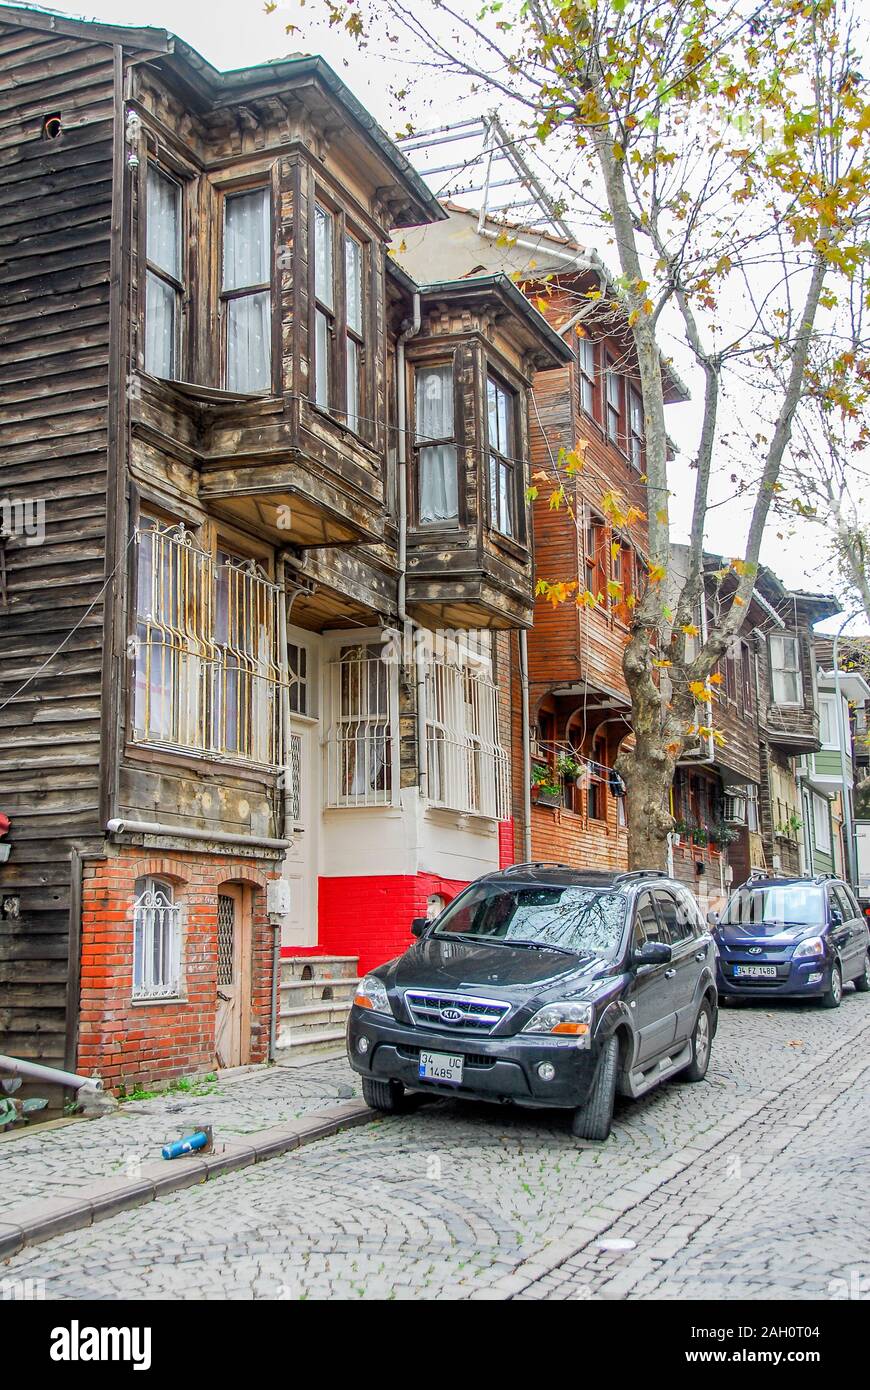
[318,872,471,974]
[77,847,276,1093]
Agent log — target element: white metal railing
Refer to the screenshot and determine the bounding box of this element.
[132,523,287,767]
[132,882,182,1000]
[426,657,508,819]
[325,644,396,807]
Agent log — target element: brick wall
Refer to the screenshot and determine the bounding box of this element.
[318,872,473,974]
[77,846,276,1092]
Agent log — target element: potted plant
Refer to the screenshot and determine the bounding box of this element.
[556,752,584,784]
[531,763,563,807]
[709,822,738,848]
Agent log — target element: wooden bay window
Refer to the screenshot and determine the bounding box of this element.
[222,187,272,392]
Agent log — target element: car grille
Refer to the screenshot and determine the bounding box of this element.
[403,990,510,1034]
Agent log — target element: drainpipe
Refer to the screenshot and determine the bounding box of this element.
[833,611,859,886]
[0,1055,104,1099]
[106,819,289,850]
[397,293,428,799]
[519,630,533,861]
[271,560,307,1061]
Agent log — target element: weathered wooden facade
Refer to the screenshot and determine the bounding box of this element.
[0,7,569,1088]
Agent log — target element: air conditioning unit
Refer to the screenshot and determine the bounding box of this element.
[723,793,747,825]
[680,705,715,763]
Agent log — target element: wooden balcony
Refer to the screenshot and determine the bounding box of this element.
[761,702,821,752]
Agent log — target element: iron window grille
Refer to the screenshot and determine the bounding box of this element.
[325,643,397,807]
[133,878,182,1001]
[132,520,286,766]
[426,652,509,820]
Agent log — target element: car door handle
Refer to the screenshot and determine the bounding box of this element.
[695,951,706,962]
[664,968,676,979]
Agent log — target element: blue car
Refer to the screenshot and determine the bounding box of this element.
[712,874,870,1008]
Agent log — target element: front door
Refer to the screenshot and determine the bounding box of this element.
[215,885,249,1068]
[280,716,320,948]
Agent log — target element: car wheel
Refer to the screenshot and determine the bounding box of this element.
[680,1000,713,1082]
[820,963,843,1009]
[361,1076,405,1113]
[572,1035,619,1142]
[853,951,870,994]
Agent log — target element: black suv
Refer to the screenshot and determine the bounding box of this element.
[346,865,718,1141]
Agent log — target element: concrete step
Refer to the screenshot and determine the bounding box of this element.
[276,1000,352,1053]
[280,977,359,1007]
[280,954,359,984]
[274,1026,348,1056]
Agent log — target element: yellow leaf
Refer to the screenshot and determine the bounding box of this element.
[680,623,700,637]
[648,564,667,584]
[708,672,724,685]
[607,580,624,599]
[653,658,672,668]
[689,680,713,703]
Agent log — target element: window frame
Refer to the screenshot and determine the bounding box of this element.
[813,793,832,855]
[628,385,644,471]
[220,183,274,394]
[143,163,185,381]
[310,195,371,438]
[584,514,608,607]
[487,370,520,540]
[132,876,183,1003]
[577,335,597,418]
[769,632,802,707]
[604,353,622,447]
[412,355,461,528]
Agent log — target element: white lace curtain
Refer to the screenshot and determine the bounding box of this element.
[416,364,458,525]
[223,189,271,392]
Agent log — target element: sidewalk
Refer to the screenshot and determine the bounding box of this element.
[0,1051,368,1257]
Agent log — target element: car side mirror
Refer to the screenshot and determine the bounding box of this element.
[632,940,672,969]
[410,917,428,938]
[706,910,720,927]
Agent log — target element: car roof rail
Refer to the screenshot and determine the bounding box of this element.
[614,870,669,884]
[499,861,575,874]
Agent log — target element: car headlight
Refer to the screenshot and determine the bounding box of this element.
[354,975,392,1015]
[794,936,825,959]
[522,1001,593,1044]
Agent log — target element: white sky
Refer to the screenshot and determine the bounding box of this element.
[22,0,867,634]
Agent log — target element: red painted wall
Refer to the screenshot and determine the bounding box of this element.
[318,872,469,974]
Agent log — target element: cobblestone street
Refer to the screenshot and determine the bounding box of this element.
[4,992,870,1300]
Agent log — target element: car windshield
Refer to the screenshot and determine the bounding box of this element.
[721,884,825,930]
[431,881,627,958]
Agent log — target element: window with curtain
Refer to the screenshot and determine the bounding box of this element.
[313,202,334,410]
[415,363,458,525]
[605,356,622,445]
[578,336,596,416]
[629,387,644,469]
[584,514,607,605]
[145,167,182,379]
[770,632,802,706]
[345,233,364,433]
[222,187,271,392]
[487,374,517,538]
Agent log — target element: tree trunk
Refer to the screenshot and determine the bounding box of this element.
[616,627,678,871]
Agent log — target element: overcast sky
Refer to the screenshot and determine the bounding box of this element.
[21,0,866,634]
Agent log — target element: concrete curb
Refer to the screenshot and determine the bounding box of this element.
[0,1099,372,1261]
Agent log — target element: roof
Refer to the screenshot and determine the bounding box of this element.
[395,203,691,404]
[0,3,445,228]
[386,260,573,369]
[696,551,840,626]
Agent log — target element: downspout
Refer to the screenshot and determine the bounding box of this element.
[271,558,304,1062]
[833,613,859,886]
[397,293,427,799]
[519,630,533,862]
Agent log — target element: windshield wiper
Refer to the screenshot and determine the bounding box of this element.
[499,939,579,956]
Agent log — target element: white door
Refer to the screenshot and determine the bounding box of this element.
[279,630,321,947]
[214,886,250,1067]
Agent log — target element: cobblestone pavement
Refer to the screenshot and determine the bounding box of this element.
[0,1053,359,1217]
[4,993,870,1300]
